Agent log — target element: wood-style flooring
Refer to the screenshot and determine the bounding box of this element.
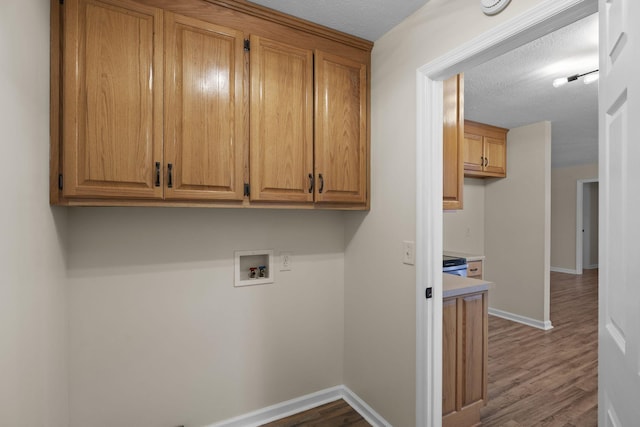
[262,270,598,427]
[481,269,598,426]
[260,399,369,427]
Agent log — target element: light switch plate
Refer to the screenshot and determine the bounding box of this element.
[402,241,415,265]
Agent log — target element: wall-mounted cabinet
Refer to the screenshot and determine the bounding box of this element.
[463,120,508,178]
[443,74,464,210]
[50,0,371,210]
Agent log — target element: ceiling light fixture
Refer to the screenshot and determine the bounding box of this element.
[553,69,599,88]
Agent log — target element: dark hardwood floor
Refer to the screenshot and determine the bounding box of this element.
[260,399,370,427]
[481,269,598,426]
[262,270,598,427]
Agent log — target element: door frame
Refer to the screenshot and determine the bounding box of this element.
[415,1,597,425]
[576,178,599,274]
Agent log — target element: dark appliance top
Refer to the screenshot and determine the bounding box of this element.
[443,255,467,268]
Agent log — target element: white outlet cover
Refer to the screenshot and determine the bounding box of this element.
[279,252,292,271]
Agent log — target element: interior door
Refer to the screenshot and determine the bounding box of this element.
[599,0,640,424]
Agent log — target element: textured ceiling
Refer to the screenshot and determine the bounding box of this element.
[465,13,599,168]
[247,0,429,41]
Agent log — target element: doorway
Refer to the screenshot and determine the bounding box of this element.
[576,179,599,274]
[415,1,598,425]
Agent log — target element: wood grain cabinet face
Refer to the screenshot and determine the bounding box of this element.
[463,120,508,178]
[62,0,164,199]
[467,260,483,279]
[250,36,314,202]
[164,13,245,201]
[443,291,488,427]
[314,51,368,205]
[443,74,464,210]
[53,0,371,208]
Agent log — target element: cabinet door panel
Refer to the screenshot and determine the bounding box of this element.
[443,74,464,210]
[164,12,245,200]
[63,0,163,198]
[463,133,484,172]
[484,136,506,176]
[315,51,367,204]
[250,36,313,202]
[443,297,459,417]
[461,292,487,407]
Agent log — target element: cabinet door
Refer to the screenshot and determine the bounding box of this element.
[63,0,163,199]
[315,51,368,205]
[249,36,314,202]
[442,297,459,417]
[443,74,464,210]
[463,132,484,173]
[164,13,245,201]
[484,136,506,176]
[460,292,488,408]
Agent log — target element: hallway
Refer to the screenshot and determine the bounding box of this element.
[481,269,598,426]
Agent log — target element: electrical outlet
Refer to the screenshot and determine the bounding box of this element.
[280,252,292,271]
[402,241,415,265]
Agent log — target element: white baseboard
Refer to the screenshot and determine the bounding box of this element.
[206,385,391,427]
[550,266,579,274]
[584,264,599,269]
[489,307,553,331]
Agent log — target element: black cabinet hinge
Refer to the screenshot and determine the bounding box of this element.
[425,287,433,299]
[59,0,64,4]
[244,39,250,51]
[244,183,250,197]
[58,174,63,190]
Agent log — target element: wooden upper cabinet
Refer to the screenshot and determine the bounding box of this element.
[62,0,163,199]
[443,74,464,210]
[164,12,245,201]
[250,36,314,202]
[52,0,371,208]
[314,51,368,205]
[464,120,508,178]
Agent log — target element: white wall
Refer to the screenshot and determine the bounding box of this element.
[485,122,551,323]
[443,178,486,254]
[550,163,598,271]
[343,0,548,425]
[67,208,345,426]
[0,1,69,426]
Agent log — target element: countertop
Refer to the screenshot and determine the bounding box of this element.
[443,273,493,298]
[443,251,485,262]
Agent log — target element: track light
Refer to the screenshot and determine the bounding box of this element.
[553,69,599,87]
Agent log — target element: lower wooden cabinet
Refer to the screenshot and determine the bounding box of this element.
[467,260,483,279]
[443,290,488,427]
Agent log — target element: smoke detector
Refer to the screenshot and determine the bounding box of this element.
[481,0,512,16]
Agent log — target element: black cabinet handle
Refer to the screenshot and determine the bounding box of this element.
[167,163,173,188]
[155,162,160,187]
[318,173,324,194]
[481,156,484,167]
[484,157,489,167]
[308,173,314,193]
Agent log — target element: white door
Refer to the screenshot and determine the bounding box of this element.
[599,0,640,424]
